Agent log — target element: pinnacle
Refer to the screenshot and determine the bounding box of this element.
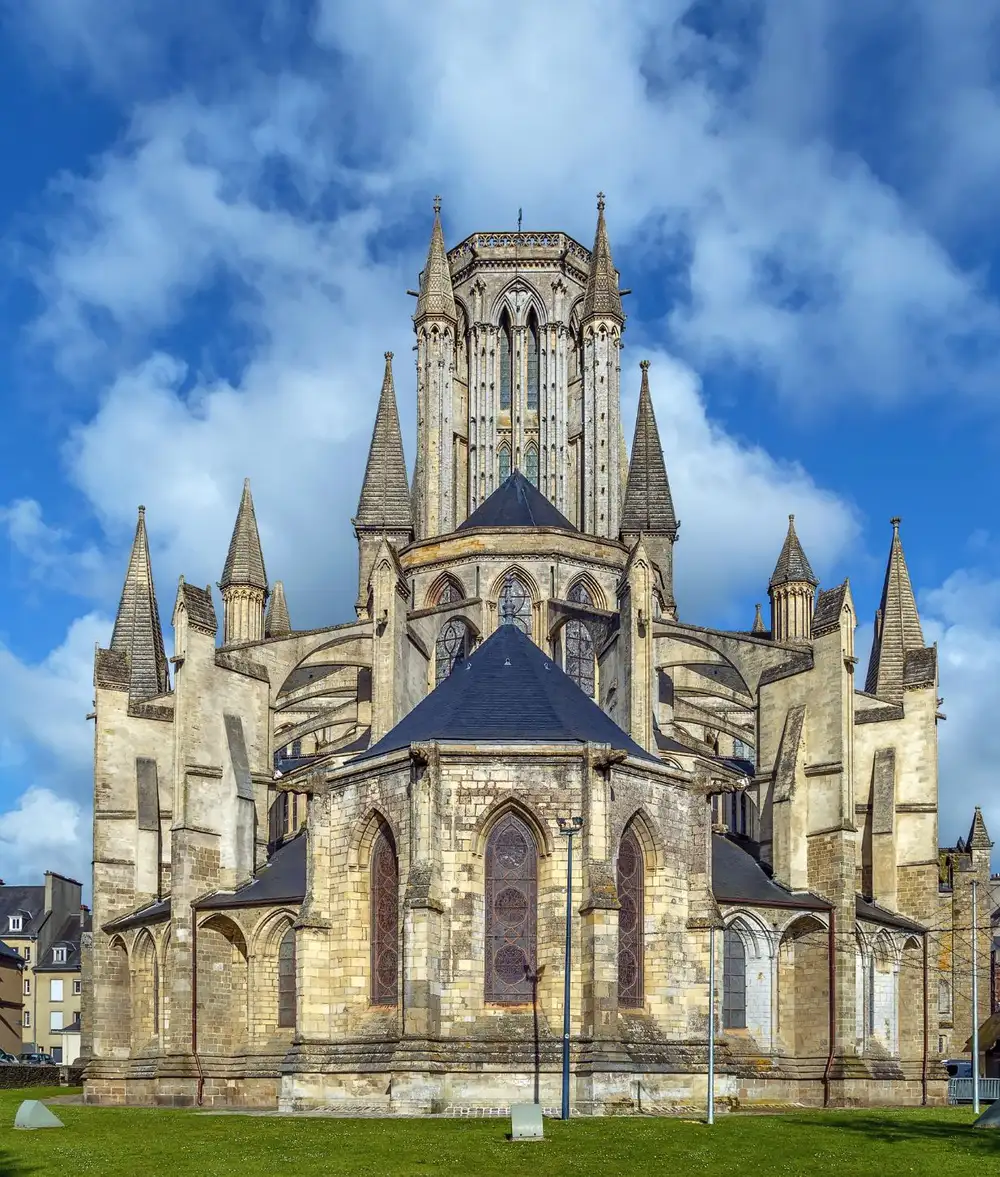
[109,505,170,702]
[265,579,291,638]
[752,603,766,633]
[621,361,677,535]
[415,197,457,321]
[582,192,624,322]
[967,806,993,851]
[864,516,925,701]
[355,351,413,532]
[769,514,818,589]
[220,478,268,591]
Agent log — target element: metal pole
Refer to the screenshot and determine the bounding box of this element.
[557,816,583,1122]
[972,878,980,1116]
[708,924,716,1125]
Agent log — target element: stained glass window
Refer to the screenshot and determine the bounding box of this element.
[435,618,471,685]
[498,444,511,483]
[278,927,296,1027]
[722,929,746,1029]
[485,813,537,1003]
[371,828,399,1006]
[617,826,644,1007]
[499,574,531,634]
[525,443,538,487]
[565,582,596,697]
[499,311,512,411]
[526,312,539,411]
[437,579,463,605]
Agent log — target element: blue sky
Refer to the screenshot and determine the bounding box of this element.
[1,0,999,886]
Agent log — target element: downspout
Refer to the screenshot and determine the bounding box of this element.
[921,931,929,1106]
[191,917,204,1107]
[822,910,836,1107]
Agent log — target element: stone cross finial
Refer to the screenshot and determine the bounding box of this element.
[640,359,650,371]
[385,351,393,361]
[433,195,442,214]
[597,191,606,211]
[890,516,901,530]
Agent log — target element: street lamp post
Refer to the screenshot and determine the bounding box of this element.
[557,815,584,1122]
[972,877,980,1116]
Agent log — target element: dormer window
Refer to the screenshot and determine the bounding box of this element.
[53,946,67,964]
[8,916,22,933]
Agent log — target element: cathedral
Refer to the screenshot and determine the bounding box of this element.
[83,197,993,1113]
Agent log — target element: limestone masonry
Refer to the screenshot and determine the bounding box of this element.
[83,198,992,1113]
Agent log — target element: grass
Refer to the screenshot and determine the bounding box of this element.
[0,1089,996,1177]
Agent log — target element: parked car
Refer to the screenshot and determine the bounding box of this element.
[0,1048,18,1064]
[18,1052,55,1066]
[944,1059,973,1078]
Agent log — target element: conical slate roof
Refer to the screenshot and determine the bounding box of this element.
[414,197,457,321]
[582,193,623,322]
[622,361,677,534]
[265,580,291,637]
[357,624,657,763]
[864,518,925,700]
[110,506,169,701]
[459,470,576,532]
[355,352,412,531]
[967,806,993,851]
[769,515,818,588]
[220,479,267,591]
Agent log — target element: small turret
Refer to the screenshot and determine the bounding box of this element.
[108,505,170,702]
[265,580,291,638]
[582,192,624,323]
[219,479,268,644]
[768,515,818,641]
[864,518,927,704]
[752,603,766,634]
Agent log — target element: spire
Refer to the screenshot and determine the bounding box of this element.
[220,479,267,591]
[582,192,623,322]
[752,603,766,634]
[414,196,457,321]
[110,506,169,701]
[622,361,677,534]
[769,515,818,588]
[265,580,291,638]
[967,806,993,852]
[355,352,413,531]
[864,517,925,699]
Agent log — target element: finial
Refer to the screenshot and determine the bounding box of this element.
[243,477,251,490]
[432,195,442,214]
[384,351,393,361]
[640,359,650,371]
[138,505,145,516]
[890,516,901,530]
[597,191,606,211]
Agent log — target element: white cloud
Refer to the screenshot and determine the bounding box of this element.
[0,788,87,888]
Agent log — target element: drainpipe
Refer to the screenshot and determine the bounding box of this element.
[191,918,204,1107]
[921,932,929,1106]
[822,910,837,1107]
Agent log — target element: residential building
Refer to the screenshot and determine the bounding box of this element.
[34,909,90,1063]
[0,939,24,1057]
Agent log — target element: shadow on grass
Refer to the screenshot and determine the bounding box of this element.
[0,1148,34,1177]
[790,1112,1000,1154]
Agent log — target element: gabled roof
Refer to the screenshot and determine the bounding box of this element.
[855,896,925,934]
[109,506,170,701]
[812,581,851,636]
[865,518,927,702]
[582,194,623,322]
[265,579,291,637]
[712,835,830,910]
[357,623,658,763]
[104,896,171,934]
[459,470,576,532]
[414,198,457,321]
[220,479,268,591]
[621,361,677,535]
[197,830,307,909]
[174,579,217,635]
[354,352,413,533]
[0,886,45,934]
[769,515,818,589]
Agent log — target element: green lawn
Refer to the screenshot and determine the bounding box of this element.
[0,1088,995,1177]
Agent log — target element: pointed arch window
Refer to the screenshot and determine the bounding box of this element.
[371,827,399,1006]
[485,813,537,1003]
[499,310,513,411]
[498,443,511,484]
[722,928,747,1029]
[499,573,532,634]
[436,578,463,606]
[525,442,539,487]
[617,825,644,1006]
[435,617,472,685]
[277,927,296,1028]
[565,582,596,697]
[526,311,539,411]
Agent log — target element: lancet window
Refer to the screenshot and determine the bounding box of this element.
[617,825,644,1006]
[498,574,532,635]
[524,442,539,487]
[526,311,539,411]
[722,928,747,1029]
[498,443,511,483]
[277,927,296,1028]
[485,813,538,1003]
[499,310,513,411]
[371,827,399,1006]
[565,582,596,697]
[435,618,472,685]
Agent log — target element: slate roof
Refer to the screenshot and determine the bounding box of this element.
[769,515,818,588]
[354,352,413,533]
[34,912,89,973]
[968,806,994,851]
[582,194,623,322]
[0,886,45,936]
[197,830,307,909]
[459,470,577,532]
[109,506,170,701]
[621,361,677,535]
[265,579,291,637]
[855,896,925,934]
[415,199,457,321]
[176,580,218,635]
[358,623,659,763]
[220,479,268,590]
[865,518,926,703]
[812,582,849,636]
[712,835,830,910]
[0,939,23,964]
[104,897,171,933]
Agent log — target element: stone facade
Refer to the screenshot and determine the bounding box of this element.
[84,198,991,1113]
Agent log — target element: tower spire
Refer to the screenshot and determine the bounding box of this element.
[265,579,291,638]
[582,192,623,323]
[110,505,170,702]
[414,196,457,321]
[768,515,818,641]
[220,479,268,644]
[864,517,925,702]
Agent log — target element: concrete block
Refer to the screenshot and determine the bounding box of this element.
[14,1100,64,1129]
[510,1102,544,1140]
